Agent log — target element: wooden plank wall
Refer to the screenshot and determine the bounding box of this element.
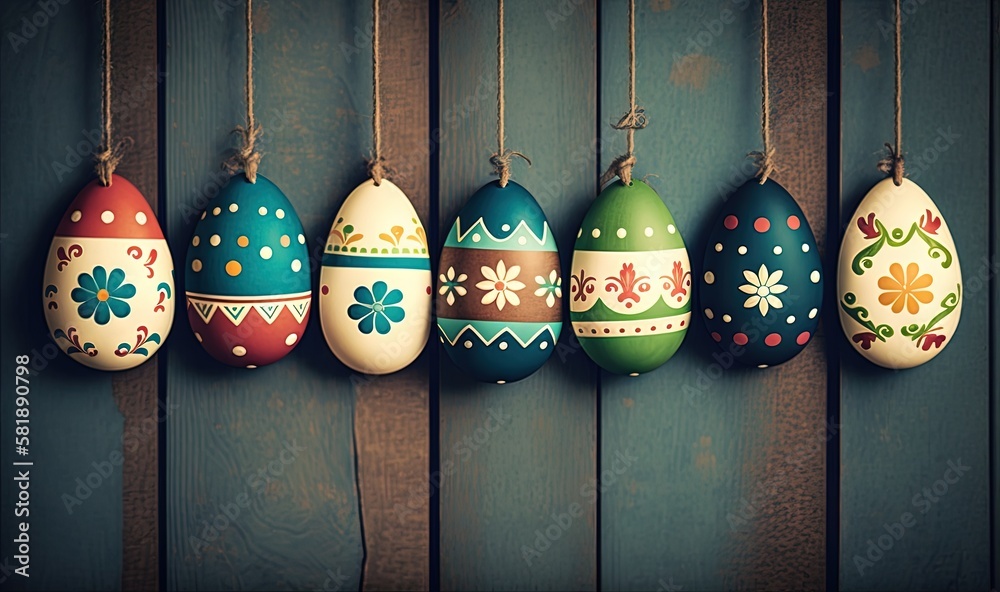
[838,1,993,590]
[1,1,998,591]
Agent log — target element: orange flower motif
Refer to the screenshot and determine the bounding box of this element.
[877,263,933,314]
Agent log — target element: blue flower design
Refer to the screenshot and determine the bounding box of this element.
[71,266,135,325]
[347,281,404,335]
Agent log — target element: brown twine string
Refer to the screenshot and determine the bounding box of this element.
[366,0,389,185]
[490,0,530,188]
[94,0,131,187]
[748,0,776,184]
[224,0,263,183]
[600,0,646,188]
[877,0,904,185]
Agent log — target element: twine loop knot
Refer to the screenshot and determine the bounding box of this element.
[877,143,905,187]
[491,149,531,188]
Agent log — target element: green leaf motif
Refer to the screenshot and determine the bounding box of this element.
[900,284,961,341]
[852,218,953,276]
[840,292,894,341]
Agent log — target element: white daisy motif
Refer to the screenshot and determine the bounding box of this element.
[533,270,563,308]
[476,260,525,311]
[738,264,787,316]
[438,266,468,306]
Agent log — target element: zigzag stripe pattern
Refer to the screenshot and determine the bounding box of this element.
[186,294,311,326]
[455,217,550,246]
[437,323,558,348]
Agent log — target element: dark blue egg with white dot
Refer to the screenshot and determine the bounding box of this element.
[699,178,823,367]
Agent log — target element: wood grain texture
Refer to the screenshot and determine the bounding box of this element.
[0,2,124,590]
[354,1,430,590]
[107,0,161,589]
[438,1,597,589]
[839,1,992,589]
[165,1,366,589]
[993,2,999,587]
[599,1,826,590]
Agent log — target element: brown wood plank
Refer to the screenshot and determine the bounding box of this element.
[108,0,161,590]
[354,1,430,590]
[731,0,828,587]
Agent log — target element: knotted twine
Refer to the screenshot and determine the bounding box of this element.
[876,0,905,185]
[94,0,132,187]
[490,0,530,187]
[748,0,776,184]
[366,0,390,185]
[600,0,647,188]
[224,0,263,183]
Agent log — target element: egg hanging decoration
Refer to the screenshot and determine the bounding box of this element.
[43,176,175,370]
[42,0,174,371]
[320,180,431,374]
[835,0,961,370]
[185,174,311,368]
[570,180,691,375]
[185,0,310,368]
[699,0,823,368]
[837,178,961,369]
[700,179,823,367]
[318,0,431,375]
[570,0,689,375]
[437,181,562,384]
[436,0,562,384]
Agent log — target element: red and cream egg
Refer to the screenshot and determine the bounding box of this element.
[42,175,175,370]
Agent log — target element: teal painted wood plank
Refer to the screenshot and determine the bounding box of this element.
[992,1,999,587]
[165,1,367,589]
[839,1,992,589]
[0,2,125,590]
[600,1,828,590]
[438,1,597,589]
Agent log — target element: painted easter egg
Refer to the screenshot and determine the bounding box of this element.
[319,179,431,374]
[437,181,562,384]
[570,180,691,375]
[42,174,175,371]
[837,178,961,369]
[185,173,311,368]
[700,178,823,368]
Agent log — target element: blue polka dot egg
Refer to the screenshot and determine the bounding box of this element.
[699,178,822,367]
[185,174,312,368]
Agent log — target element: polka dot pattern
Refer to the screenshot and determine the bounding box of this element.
[699,178,822,367]
[185,174,310,298]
